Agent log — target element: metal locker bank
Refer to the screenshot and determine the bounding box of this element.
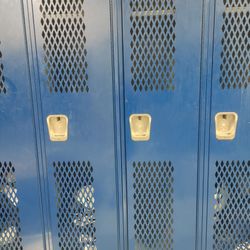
[0,0,249,250]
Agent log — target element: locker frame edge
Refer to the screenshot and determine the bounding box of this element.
[21,0,54,249]
[110,0,127,249]
[111,0,129,249]
[199,0,217,250]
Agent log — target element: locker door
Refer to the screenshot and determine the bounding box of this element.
[0,1,44,249]
[24,0,119,249]
[122,0,204,249]
[206,0,250,249]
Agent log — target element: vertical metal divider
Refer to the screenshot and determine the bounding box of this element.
[110,0,122,249]
[195,0,209,250]
[198,0,217,249]
[195,0,208,248]
[110,0,128,249]
[21,0,52,249]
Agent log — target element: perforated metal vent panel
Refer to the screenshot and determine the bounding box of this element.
[133,161,174,249]
[213,161,250,250]
[220,0,250,89]
[0,162,22,250]
[0,47,7,94]
[129,0,176,91]
[53,161,96,249]
[40,0,88,93]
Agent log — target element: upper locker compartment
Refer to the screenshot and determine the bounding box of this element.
[39,0,89,94]
[207,0,250,249]
[129,0,176,92]
[122,0,204,249]
[27,0,119,249]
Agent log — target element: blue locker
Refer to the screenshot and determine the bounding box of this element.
[0,0,249,249]
[121,0,204,249]
[22,0,119,249]
[205,0,250,249]
[0,1,44,249]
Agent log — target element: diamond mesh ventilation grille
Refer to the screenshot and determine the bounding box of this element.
[213,161,250,250]
[0,162,22,250]
[133,161,174,249]
[129,0,176,91]
[0,47,7,94]
[53,161,96,249]
[40,0,88,93]
[220,0,250,89]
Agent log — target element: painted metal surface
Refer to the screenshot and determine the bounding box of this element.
[0,1,44,249]
[122,0,204,249]
[206,0,250,249]
[0,0,249,249]
[25,0,120,249]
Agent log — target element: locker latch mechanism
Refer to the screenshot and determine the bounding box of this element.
[215,112,238,140]
[129,114,151,141]
[47,115,68,141]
